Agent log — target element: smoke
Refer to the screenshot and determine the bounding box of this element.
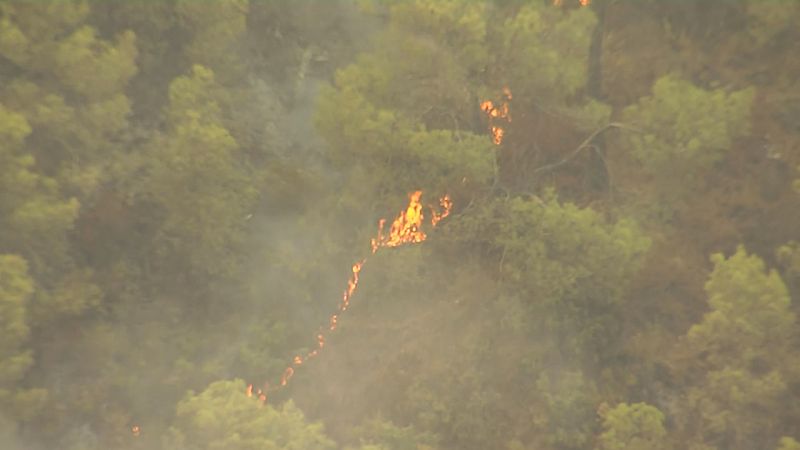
[0,414,37,450]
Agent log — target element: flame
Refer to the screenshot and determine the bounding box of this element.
[371,191,427,252]
[329,314,339,331]
[553,0,590,6]
[248,191,452,403]
[340,261,364,312]
[491,126,505,145]
[430,194,453,227]
[481,87,512,145]
[281,367,294,386]
[131,425,140,437]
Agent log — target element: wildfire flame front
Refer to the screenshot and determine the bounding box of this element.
[247,191,453,404]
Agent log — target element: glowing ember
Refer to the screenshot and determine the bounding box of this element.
[430,194,453,227]
[340,260,364,312]
[248,191,452,404]
[281,367,294,386]
[554,0,591,6]
[481,87,512,145]
[491,126,505,145]
[329,314,339,331]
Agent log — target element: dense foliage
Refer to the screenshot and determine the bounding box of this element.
[1,1,799,449]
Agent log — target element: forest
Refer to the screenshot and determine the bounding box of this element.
[1,1,799,449]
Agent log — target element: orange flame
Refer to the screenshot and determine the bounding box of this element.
[131,425,140,437]
[491,126,505,145]
[371,191,428,252]
[554,0,590,6]
[430,194,453,227]
[481,87,512,145]
[341,261,364,312]
[329,314,338,331]
[247,191,452,404]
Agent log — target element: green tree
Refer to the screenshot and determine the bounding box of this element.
[0,104,79,275]
[675,247,797,449]
[0,1,137,196]
[316,0,613,202]
[495,2,608,127]
[597,402,667,450]
[133,65,258,278]
[777,241,800,306]
[0,103,99,324]
[621,75,753,200]
[450,193,650,363]
[346,417,439,450]
[0,255,47,429]
[686,247,794,370]
[0,255,33,396]
[777,437,800,450]
[175,0,248,83]
[537,371,598,450]
[315,39,496,211]
[165,379,335,450]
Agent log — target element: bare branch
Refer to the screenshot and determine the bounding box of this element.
[531,122,635,175]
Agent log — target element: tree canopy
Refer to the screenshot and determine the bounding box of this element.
[0,1,798,449]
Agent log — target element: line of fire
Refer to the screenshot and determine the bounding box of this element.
[243,86,510,408]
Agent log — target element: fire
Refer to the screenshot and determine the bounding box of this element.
[430,194,453,227]
[248,383,267,404]
[371,190,427,252]
[340,261,364,312]
[131,425,140,437]
[553,0,591,6]
[329,314,338,331]
[248,191,452,404]
[281,366,294,386]
[481,87,512,145]
[491,126,504,145]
